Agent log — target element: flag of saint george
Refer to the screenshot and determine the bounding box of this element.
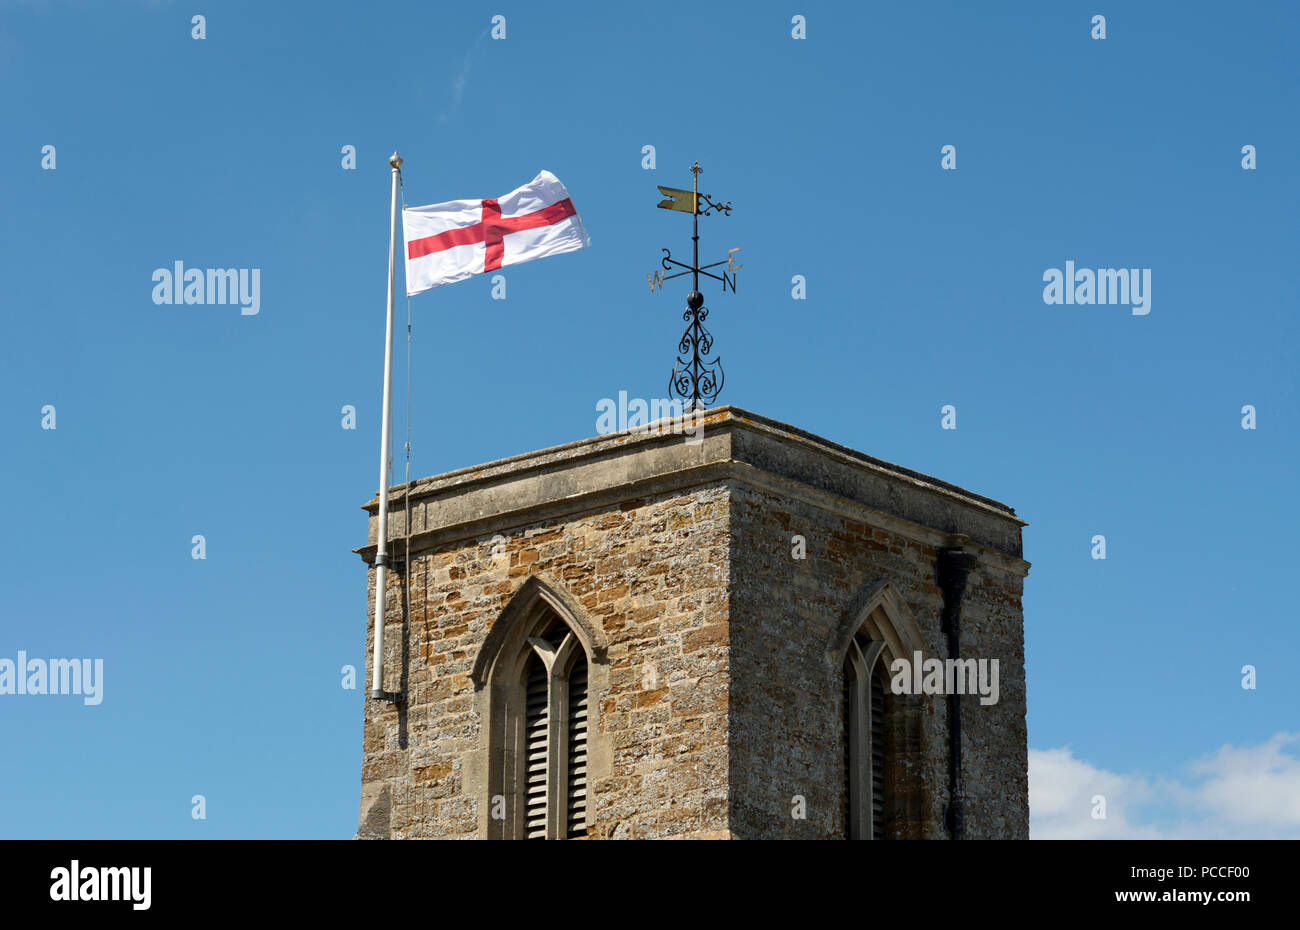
[401,170,590,296]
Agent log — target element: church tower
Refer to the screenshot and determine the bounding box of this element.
[355,407,1029,839]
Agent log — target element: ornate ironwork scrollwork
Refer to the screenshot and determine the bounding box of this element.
[695,193,732,217]
[669,300,724,410]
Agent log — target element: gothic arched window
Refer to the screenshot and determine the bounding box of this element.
[843,635,891,840]
[515,618,590,839]
[472,576,604,841]
[830,585,926,840]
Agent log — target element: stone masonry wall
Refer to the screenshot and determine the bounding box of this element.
[358,484,733,839]
[727,481,1028,839]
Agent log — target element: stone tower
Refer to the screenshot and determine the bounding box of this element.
[354,408,1030,839]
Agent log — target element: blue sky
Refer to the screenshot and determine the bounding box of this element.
[1,0,1296,838]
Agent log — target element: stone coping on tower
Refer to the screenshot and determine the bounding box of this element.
[355,406,1029,566]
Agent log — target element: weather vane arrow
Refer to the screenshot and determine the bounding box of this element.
[648,161,741,410]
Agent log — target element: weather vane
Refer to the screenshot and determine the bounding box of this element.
[648,161,741,409]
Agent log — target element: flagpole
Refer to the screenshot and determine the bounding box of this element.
[371,150,403,700]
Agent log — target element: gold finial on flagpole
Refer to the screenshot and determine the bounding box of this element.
[389,151,403,169]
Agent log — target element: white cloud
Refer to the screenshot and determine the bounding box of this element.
[1029,732,1300,839]
[1028,746,1164,838]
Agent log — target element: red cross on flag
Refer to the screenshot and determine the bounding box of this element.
[402,170,590,296]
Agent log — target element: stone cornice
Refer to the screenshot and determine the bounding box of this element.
[355,407,1028,566]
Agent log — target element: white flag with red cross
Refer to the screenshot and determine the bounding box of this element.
[401,170,590,296]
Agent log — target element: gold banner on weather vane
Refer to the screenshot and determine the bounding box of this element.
[656,185,698,214]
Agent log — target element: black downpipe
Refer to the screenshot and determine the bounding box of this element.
[939,541,978,839]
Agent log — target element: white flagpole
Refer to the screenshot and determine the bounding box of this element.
[371,151,403,700]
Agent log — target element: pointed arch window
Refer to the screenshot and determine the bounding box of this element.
[843,635,892,840]
[513,614,590,840]
[831,584,926,841]
[474,576,606,841]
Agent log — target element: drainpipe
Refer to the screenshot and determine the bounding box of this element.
[938,535,978,839]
